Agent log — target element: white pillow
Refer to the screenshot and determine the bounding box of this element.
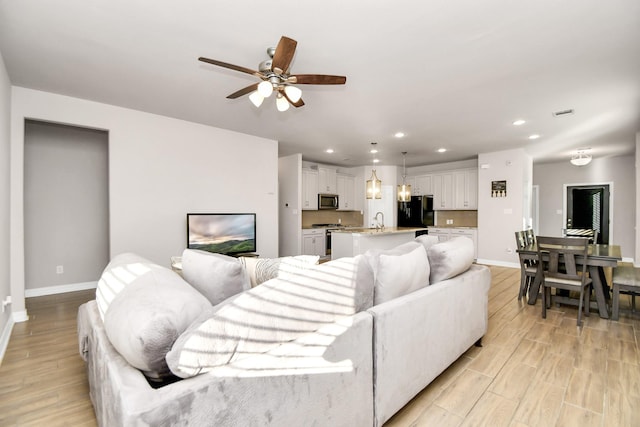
[240,255,319,287]
[427,236,474,283]
[181,249,250,305]
[166,255,374,378]
[415,234,440,252]
[366,241,430,305]
[95,253,155,321]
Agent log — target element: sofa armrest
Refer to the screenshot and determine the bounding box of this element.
[368,264,491,426]
[78,301,374,427]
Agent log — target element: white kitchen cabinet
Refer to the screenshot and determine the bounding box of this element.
[302,229,326,257]
[453,169,478,210]
[302,168,318,210]
[414,175,432,196]
[318,167,337,194]
[336,173,355,210]
[432,172,454,210]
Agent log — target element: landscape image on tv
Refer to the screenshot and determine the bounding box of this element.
[187,213,256,255]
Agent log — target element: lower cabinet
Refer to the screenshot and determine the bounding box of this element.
[302,229,326,257]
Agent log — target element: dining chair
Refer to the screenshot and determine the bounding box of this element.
[537,236,592,326]
[563,228,598,244]
[611,264,640,320]
[515,231,537,301]
[524,228,536,245]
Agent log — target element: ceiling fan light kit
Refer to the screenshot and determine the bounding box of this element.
[199,36,346,112]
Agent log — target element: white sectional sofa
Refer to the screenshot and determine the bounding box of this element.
[77,236,490,426]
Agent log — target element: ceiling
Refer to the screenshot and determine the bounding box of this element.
[0,0,638,167]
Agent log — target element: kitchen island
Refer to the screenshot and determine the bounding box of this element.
[331,227,427,260]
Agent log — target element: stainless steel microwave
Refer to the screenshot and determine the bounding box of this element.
[318,193,339,210]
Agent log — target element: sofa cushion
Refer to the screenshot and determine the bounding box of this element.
[427,236,475,283]
[365,241,430,305]
[102,254,211,381]
[181,249,250,305]
[166,255,374,378]
[240,255,319,287]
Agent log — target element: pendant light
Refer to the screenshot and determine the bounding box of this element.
[366,143,382,199]
[397,151,412,201]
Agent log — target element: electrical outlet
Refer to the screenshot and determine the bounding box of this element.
[56,265,64,274]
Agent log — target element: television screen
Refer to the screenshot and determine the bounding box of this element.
[187,213,256,255]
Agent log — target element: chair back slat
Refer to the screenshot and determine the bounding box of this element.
[536,236,589,280]
[514,231,527,250]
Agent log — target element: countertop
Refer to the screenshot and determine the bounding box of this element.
[331,226,427,235]
[428,226,478,229]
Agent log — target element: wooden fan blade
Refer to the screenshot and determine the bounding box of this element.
[226,83,259,99]
[271,36,297,73]
[198,57,261,77]
[290,74,347,85]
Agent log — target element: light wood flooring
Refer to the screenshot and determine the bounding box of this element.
[1,266,639,426]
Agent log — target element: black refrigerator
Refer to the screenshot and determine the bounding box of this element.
[398,195,434,227]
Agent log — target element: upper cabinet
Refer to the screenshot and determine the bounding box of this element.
[453,169,478,210]
[413,175,432,196]
[318,167,337,194]
[410,167,477,210]
[302,168,318,210]
[336,173,355,210]
[433,172,454,210]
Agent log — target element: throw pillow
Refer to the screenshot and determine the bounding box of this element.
[427,236,474,283]
[240,255,320,287]
[365,241,430,305]
[415,234,440,252]
[181,249,250,305]
[96,252,155,321]
[102,256,211,381]
[166,255,374,378]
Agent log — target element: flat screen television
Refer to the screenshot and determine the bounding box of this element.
[187,213,256,256]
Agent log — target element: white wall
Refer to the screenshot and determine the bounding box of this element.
[534,155,635,260]
[10,87,279,318]
[278,154,302,256]
[477,149,532,266]
[0,49,12,361]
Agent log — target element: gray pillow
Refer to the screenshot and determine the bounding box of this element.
[427,236,474,283]
[103,257,211,381]
[240,255,320,287]
[181,249,250,305]
[365,241,430,305]
[415,234,440,252]
[166,255,374,378]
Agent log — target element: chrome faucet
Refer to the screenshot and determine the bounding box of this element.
[374,212,385,231]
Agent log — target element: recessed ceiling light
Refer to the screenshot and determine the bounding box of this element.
[394,132,405,138]
[373,158,380,163]
[528,134,540,140]
[437,148,447,153]
[370,149,378,154]
[326,148,334,154]
[513,119,526,126]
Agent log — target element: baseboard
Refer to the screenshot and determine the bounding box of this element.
[0,315,15,366]
[25,281,97,298]
[476,259,519,269]
[12,310,28,322]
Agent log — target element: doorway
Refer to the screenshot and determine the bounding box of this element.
[565,184,611,244]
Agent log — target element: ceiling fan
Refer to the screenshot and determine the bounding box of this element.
[198,36,346,111]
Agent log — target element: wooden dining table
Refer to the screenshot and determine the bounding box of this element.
[517,243,622,318]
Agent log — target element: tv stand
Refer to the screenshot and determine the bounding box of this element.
[232,253,259,258]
